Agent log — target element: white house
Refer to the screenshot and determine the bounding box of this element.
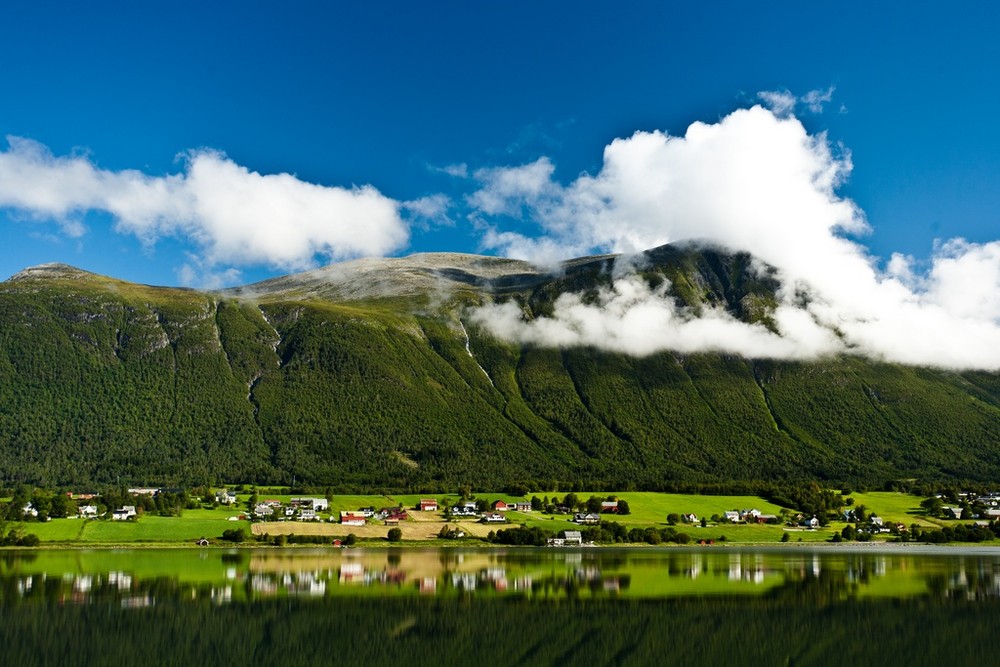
[292,497,329,511]
[216,491,237,505]
[78,505,98,518]
[112,506,137,521]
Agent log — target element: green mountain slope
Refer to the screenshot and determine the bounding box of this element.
[2,249,1000,489]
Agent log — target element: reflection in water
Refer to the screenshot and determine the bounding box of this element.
[3,547,1000,607]
[2,548,1000,666]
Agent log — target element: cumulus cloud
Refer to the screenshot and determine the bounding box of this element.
[0,136,409,273]
[466,106,1000,370]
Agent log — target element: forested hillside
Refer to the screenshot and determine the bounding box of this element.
[2,247,1000,490]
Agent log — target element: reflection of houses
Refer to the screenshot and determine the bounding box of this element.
[112,506,137,521]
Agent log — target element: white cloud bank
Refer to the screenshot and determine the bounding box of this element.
[0,136,409,273]
[467,105,1000,370]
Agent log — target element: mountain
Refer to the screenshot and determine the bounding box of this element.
[2,247,1000,490]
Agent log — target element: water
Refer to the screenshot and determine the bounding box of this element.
[2,546,998,666]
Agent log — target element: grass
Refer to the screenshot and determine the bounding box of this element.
[848,491,946,528]
[7,491,992,547]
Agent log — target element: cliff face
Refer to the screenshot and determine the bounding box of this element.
[2,246,1000,489]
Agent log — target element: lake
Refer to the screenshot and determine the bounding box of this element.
[2,545,998,666]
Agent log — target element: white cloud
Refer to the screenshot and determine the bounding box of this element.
[466,106,1000,370]
[469,274,842,359]
[801,86,836,113]
[402,194,454,228]
[756,89,797,117]
[758,86,836,115]
[0,137,410,274]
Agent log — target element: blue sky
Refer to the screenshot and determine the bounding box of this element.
[1,2,999,290]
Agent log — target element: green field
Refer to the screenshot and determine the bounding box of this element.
[3,491,993,547]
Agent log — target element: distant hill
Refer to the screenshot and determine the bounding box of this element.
[3,246,1000,490]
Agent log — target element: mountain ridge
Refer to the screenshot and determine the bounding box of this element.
[1,243,999,490]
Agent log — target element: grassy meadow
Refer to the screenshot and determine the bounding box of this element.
[4,490,992,547]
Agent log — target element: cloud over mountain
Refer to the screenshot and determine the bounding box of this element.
[467,106,1000,370]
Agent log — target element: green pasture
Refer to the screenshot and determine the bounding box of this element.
[847,491,942,528]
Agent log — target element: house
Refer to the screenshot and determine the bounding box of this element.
[482,512,507,523]
[869,515,884,527]
[340,511,366,526]
[740,509,762,522]
[802,516,819,529]
[358,506,376,518]
[515,502,532,512]
[22,503,38,518]
[683,513,698,523]
[78,505,98,518]
[564,530,583,546]
[216,490,237,505]
[601,501,620,513]
[112,506,137,521]
[292,497,329,511]
[299,508,317,521]
[452,502,478,517]
[491,500,510,512]
[128,488,158,496]
[574,512,601,525]
[254,504,274,518]
[723,511,741,523]
[942,506,964,520]
[418,499,438,512]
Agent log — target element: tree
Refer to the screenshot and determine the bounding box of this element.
[780,531,790,543]
[666,513,680,525]
[841,524,857,541]
[586,496,603,513]
[617,499,631,516]
[387,527,402,542]
[920,497,943,518]
[344,533,357,546]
